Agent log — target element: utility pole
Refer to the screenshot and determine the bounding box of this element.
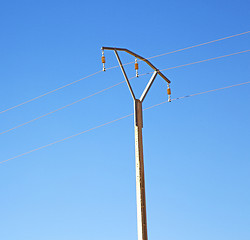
[101,47,171,240]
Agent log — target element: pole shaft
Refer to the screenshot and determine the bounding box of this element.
[134,99,148,240]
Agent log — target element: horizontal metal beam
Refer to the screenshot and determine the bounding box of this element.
[101,47,171,84]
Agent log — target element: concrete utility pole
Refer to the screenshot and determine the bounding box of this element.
[101,47,171,240]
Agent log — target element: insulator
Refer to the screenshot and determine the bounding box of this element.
[167,88,171,95]
[101,56,105,63]
[102,50,106,71]
[167,84,171,102]
[135,58,139,77]
[135,63,138,70]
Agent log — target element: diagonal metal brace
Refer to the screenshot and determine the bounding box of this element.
[114,50,136,100]
[140,71,158,102]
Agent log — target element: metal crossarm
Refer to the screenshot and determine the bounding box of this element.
[101,47,171,84]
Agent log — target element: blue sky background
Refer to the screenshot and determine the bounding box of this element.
[0,0,249,240]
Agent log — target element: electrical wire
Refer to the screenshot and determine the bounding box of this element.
[0,81,126,135]
[1,80,249,164]
[0,113,134,164]
[141,31,250,62]
[0,71,102,114]
[161,50,250,72]
[1,30,249,114]
[0,49,249,136]
[139,50,250,77]
[106,30,250,69]
[144,81,250,111]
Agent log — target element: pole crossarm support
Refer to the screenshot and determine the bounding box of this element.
[101,47,171,84]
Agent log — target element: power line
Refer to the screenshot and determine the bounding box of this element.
[161,50,250,72]
[1,80,249,164]
[0,81,126,135]
[144,81,250,111]
[141,31,250,61]
[106,30,250,69]
[1,30,249,114]
[139,50,250,77]
[0,113,134,164]
[0,49,249,136]
[0,71,102,114]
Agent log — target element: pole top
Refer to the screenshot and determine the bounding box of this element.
[101,46,171,84]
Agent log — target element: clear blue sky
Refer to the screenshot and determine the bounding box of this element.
[0,1,249,240]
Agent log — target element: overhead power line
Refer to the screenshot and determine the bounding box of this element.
[1,30,249,114]
[144,81,250,111]
[0,71,102,114]
[139,30,250,62]
[1,80,249,164]
[105,30,250,70]
[0,113,134,164]
[0,49,249,136]
[139,50,250,77]
[161,50,250,72]
[0,81,126,135]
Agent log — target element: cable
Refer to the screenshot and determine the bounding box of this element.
[0,113,134,164]
[1,80,249,164]
[144,81,250,111]
[106,30,250,69]
[0,71,102,114]
[1,49,249,136]
[173,81,250,100]
[139,50,250,77]
[142,31,250,61]
[1,30,249,114]
[161,50,250,72]
[0,80,126,135]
